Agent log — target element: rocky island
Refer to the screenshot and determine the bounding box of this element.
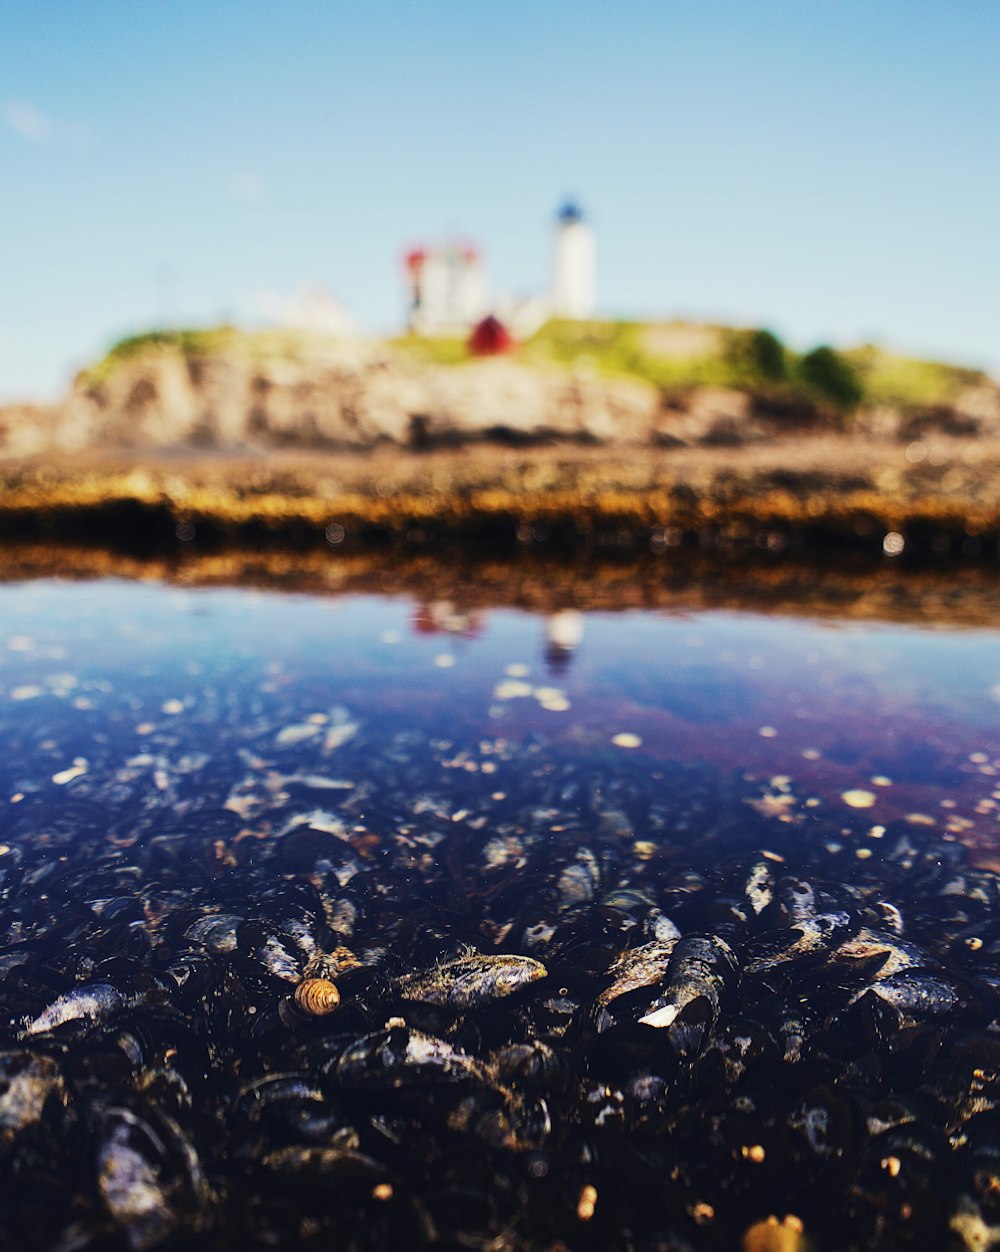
[1,320,998,574]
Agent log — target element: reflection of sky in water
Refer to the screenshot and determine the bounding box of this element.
[2,579,999,856]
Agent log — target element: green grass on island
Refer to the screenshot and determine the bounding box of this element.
[84,319,990,416]
[517,320,986,412]
[77,325,347,389]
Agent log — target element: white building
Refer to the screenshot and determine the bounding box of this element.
[400,203,596,334]
[552,202,595,320]
[404,243,488,335]
[250,284,355,337]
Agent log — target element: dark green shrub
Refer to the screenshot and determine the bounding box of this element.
[796,346,863,408]
[749,329,787,381]
[726,328,788,385]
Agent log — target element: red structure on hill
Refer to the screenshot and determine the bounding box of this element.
[468,315,514,357]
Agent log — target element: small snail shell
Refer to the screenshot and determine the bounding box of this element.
[293,977,341,1017]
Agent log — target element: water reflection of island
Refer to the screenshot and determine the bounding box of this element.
[410,600,484,639]
[545,609,584,673]
[4,541,1000,629]
[408,601,586,674]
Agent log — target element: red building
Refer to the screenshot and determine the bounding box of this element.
[468,315,514,356]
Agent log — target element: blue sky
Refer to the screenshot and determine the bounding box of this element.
[2,0,997,400]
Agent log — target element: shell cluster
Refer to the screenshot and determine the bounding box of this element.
[2,688,1000,1251]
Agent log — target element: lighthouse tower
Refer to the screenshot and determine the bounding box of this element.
[552,201,595,320]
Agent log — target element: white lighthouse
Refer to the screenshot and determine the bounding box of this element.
[552,201,595,320]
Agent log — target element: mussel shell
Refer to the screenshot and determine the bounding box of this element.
[92,1103,211,1247]
[233,1073,349,1146]
[488,1041,567,1090]
[184,913,244,957]
[0,1050,63,1134]
[336,1027,487,1089]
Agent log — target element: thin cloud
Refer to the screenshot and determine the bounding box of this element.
[4,100,52,141]
[3,99,94,150]
[230,171,264,203]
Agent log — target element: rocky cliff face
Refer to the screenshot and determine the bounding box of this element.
[2,342,661,453]
[2,336,999,455]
